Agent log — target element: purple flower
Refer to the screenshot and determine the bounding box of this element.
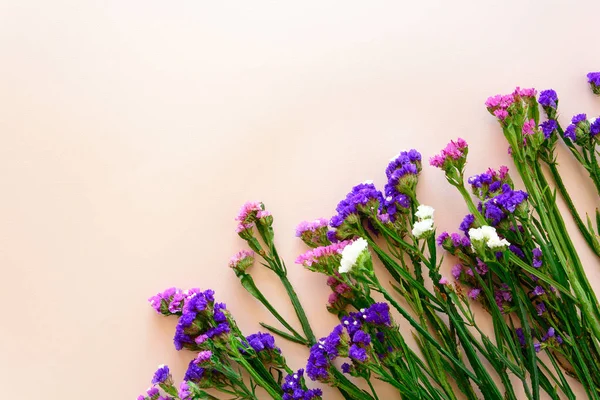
[591,118,600,137]
[341,363,351,373]
[178,381,191,400]
[281,369,323,400]
[152,365,171,385]
[531,286,545,296]
[331,182,384,227]
[246,332,277,353]
[213,302,227,323]
[536,302,546,316]
[459,214,475,235]
[538,89,558,109]
[572,114,587,125]
[348,344,368,362]
[468,288,482,300]
[184,359,205,382]
[362,303,391,326]
[509,245,525,259]
[194,350,212,365]
[352,330,371,346]
[588,72,600,86]
[147,387,159,397]
[540,120,557,139]
[451,264,462,280]
[206,322,230,338]
[564,124,577,141]
[534,342,541,353]
[437,232,449,246]
[532,248,543,268]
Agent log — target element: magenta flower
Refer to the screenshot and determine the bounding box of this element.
[295,240,352,268]
[429,138,468,169]
[522,119,536,135]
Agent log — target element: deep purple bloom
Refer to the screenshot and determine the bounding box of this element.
[536,302,546,316]
[532,248,543,268]
[213,302,227,323]
[572,114,587,125]
[588,72,600,86]
[184,359,205,382]
[348,344,368,362]
[468,288,481,300]
[331,182,384,227]
[591,118,600,137]
[459,214,475,235]
[206,322,230,338]
[509,245,525,259]
[564,124,577,140]
[437,232,449,246]
[152,365,170,384]
[362,303,391,326]
[538,89,558,109]
[341,363,351,373]
[246,332,277,353]
[540,119,557,139]
[352,330,371,346]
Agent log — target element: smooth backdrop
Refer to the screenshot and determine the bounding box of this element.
[0,1,599,398]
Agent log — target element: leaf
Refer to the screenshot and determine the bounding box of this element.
[259,322,308,345]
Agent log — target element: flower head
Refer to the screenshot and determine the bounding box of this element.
[339,238,369,274]
[538,89,558,109]
[229,250,255,275]
[296,240,352,272]
[296,218,330,247]
[282,369,323,400]
[540,119,557,139]
[152,364,171,385]
[469,225,510,251]
[588,72,600,95]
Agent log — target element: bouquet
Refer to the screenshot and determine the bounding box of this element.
[136,70,600,400]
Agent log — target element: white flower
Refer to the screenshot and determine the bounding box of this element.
[339,238,368,273]
[412,218,434,238]
[487,236,511,249]
[469,225,510,249]
[415,205,435,220]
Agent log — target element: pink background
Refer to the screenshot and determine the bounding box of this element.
[1,1,599,398]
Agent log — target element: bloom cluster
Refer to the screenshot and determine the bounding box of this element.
[282,369,323,400]
[588,71,600,95]
[296,218,330,248]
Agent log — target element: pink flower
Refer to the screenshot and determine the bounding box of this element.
[493,109,509,121]
[439,277,449,285]
[429,138,468,168]
[236,201,263,222]
[296,218,328,237]
[256,210,271,219]
[295,240,352,267]
[429,154,445,168]
[485,94,502,108]
[515,87,537,98]
[499,165,509,179]
[522,119,536,135]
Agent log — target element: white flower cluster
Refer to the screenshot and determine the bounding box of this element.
[339,237,369,273]
[412,205,435,238]
[468,225,510,249]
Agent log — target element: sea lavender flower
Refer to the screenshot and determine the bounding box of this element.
[152,365,171,385]
[348,344,368,362]
[531,286,545,296]
[538,89,558,110]
[184,359,205,382]
[429,138,469,172]
[178,381,191,400]
[228,249,255,275]
[536,302,547,316]
[339,238,369,274]
[148,287,180,315]
[532,248,543,268]
[516,328,526,347]
[296,218,330,247]
[522,119,536,135]
[246,332,278,353]
[281,369,323,400]
[590,118,600,138]
[587,72,600,95]
[564,124,577,141]
[235,201,263,234]
[468,288,482,300]
[384,150,422,201]
[469,225,510,251]
[331,182,384,228]
[540,119,558,139]
[306,326,347,381]
[295,240,352,272]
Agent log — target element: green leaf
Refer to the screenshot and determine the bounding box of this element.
[259,322,308,345]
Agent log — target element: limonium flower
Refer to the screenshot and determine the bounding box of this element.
[281,369,323,400]
[152,365,171,385]
[522,119,536,135]
[246,332,278,353]
[178,381,191,400]
[469,225,510,250]
[540,120,557,139]
[414,204,434,219]
[412,204,435,239]
[538,89,558,109]
[295,240,352,272]
[339,237,368,273]
[228,249,255,275]
[429,138,468,169]
[330,181,384,228]
[587,71,600,95]
[296,218,330,247]
[590,118,600,138]
[384,149,422,205]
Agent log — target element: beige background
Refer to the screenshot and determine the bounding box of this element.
[1,1,599,399]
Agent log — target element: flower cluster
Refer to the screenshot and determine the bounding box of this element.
[468,166,510,200]
[538,89,558,120]
[588,71,600,95]
[295,240,352,272]
[326,275,353,314]
[412,204,435,239]
[469,225,510,252]
[229,249,255,275]
[330,181,384,229]
[384,149,421,207]
[306,303,392,382]
[429,138,469,172]
[481,184,528,226]
[281,369,323,400]
[339,237,369,274]
[296,218,330,248]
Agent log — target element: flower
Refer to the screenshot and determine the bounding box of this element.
[540,120,557,139]
[468,288,482,300]
[538,89,558,109]
[296,218,329,236]
[348,344,368,362]
[229,249,255,274]
[184,359,205,382]
[469,225,510,250]
[412,218,434,238]
[572,113,587,125]
[339,238,368,273]
[531,286,545,296]
[588,72,600,95]
[246,332,278,353]
[590,118,600,137]
[415,204,435,220]
[193,350,212,365]
[282,369,323,400]
[296,240,352,270]
[330,182,384,228]
[522,119,536,135]
[178,381,191,400]
[235,201,263,232]
[532,248,543,268]
[429,138,468,169]
[152,364,171,385]
[439,277,449,285]
[564,124,576,141]
[459,214,475,234]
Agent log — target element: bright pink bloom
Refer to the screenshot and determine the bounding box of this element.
[439,277,449,285]
[522,119,536,135]
[236,201,263,222]
[296,218,329,237]
[499,165,509,179]
[515,87,537,98]
[493,109,509,121]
